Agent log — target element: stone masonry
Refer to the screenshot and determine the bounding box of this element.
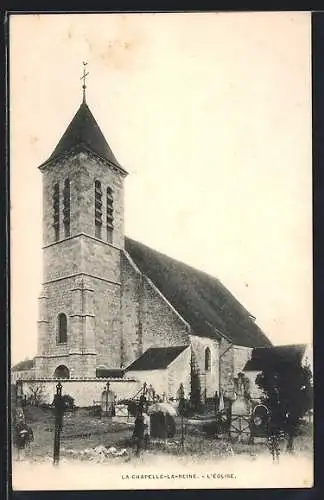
[35,149,126,378]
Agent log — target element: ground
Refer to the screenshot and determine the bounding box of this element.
[12,406,314,490]
[14,406,313,463]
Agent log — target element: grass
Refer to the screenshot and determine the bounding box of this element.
[18,406,132,458]
[14,406,313,463]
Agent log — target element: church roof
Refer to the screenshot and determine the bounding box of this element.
[124,237,272,348]
[96,368,125,378]
[41,101,127,174]
[125,346,189,371]
[243,344,307,371]
[12,358,35,372]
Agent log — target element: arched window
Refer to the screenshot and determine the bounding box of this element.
[53,183,60,241]
[205,347,211,372]
[63,178,71,237]
[54,365,70,379]
[94,180,102,239]
[57,313,67,344]
[106,186,114,243]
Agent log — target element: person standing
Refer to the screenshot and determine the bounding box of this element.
[133,408,145,456]
[143,412,150,448]
[214,391,220,413]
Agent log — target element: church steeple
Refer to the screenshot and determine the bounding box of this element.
[40,101,127,174]
[40,101,127,175]
[39,64,127,176]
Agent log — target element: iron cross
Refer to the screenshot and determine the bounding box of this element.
[81,61,89,102]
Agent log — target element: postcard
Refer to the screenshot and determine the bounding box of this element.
[10,11,313,490]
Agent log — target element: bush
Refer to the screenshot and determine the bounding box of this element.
[62,394,75,410]
[256,362,313,451]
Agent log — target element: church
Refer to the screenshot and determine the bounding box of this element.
[21,77,273,404]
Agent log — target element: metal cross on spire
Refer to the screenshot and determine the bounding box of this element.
[81,61,89,103]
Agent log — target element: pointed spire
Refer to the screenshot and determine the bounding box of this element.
[39,98,128,175]
[38,63,128,174]
[80,61,89,103]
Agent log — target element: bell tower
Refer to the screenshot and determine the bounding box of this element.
[34,67,128,378]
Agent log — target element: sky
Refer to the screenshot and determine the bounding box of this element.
[10,12,312,365]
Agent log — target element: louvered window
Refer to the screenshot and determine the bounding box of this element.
[94,180,102,239]
[106,186,114,243]
[53,183,60,241]
[63,178,71,237]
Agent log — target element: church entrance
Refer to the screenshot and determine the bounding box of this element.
[101,389,116,416]
[53,365,70,379]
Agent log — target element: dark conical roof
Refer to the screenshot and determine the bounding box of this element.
[41,101,126,173]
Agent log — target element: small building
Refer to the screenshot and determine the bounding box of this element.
[11,359,36,384]
[243,343,310,399]
[125,346,191,400]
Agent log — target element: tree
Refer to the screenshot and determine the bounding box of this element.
[27,383,46,407]
[177,383,185,415]
[177,382,186,449]
[255,361,313,452]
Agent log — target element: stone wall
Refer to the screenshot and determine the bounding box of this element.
[11,369,35,383]
[125,370,168,399]
[39,277,74,355]
[121,254,190,368]
[167,346,191,399]
[219,338,235,397]
[36,272,122,377]
[34,354,97,379]
[21,378,140,408]
[233,346,253,374]
[189,335,219,398]
[81,236,121,283]
[219,343,253,398]
[141,277,190,351]
[43,238,83,282]
[120,253,142,366]
[88,276,122,369]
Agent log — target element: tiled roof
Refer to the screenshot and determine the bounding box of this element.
[12,358,35,372]
[125,237,272,348]
[243,344,307,371]
[125,346,189,371]
[96,368,125,378]
[41,101,126,173]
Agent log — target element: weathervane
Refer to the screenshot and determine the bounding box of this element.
[81,61,89,103]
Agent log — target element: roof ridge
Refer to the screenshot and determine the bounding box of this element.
[125,236,254,318]
[145,345,188,351]
[125,236,272,348]
[125,236,225,284]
